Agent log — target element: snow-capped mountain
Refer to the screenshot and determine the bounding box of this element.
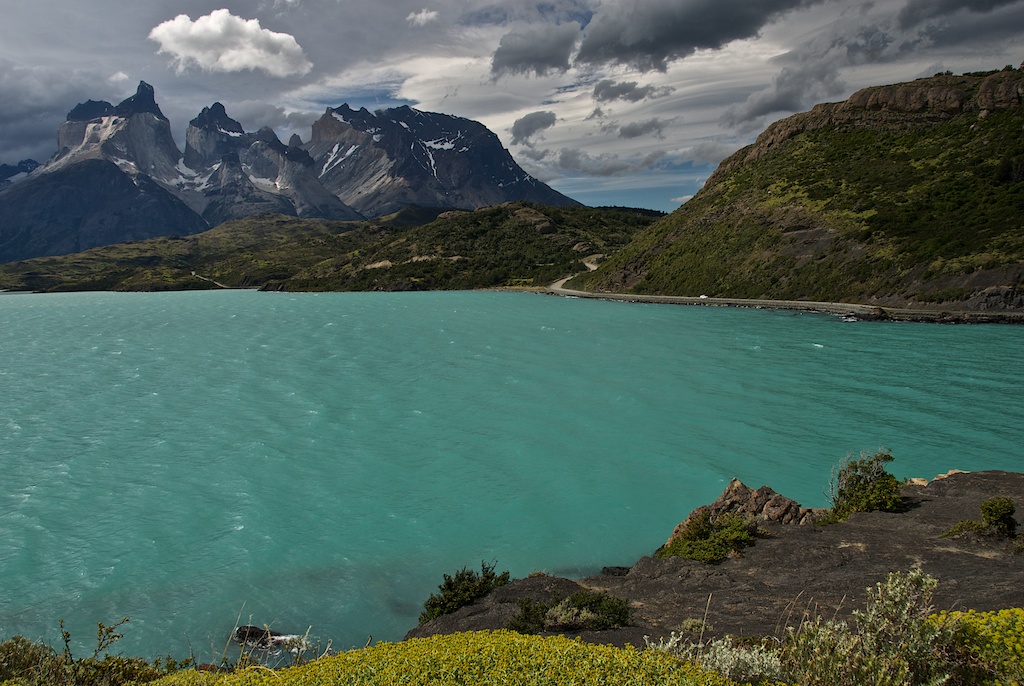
[181,103,362,225]
[0,82,579,264]
[308,104,579,217]
[0,83,207,263]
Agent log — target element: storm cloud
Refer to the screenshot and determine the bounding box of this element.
[593,79,675,103]
[575,0,822,72]
[898,0,1022,29]
[510,110,557,145]
[490,22,580,77]
[619,118,669,139]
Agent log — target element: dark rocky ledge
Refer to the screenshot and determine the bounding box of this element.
[407,471,1024,646]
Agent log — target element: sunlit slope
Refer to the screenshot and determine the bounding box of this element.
[572,69,1024,311]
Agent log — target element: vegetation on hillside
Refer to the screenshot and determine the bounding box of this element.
[655,511,762,563]
[419,561,510,625]
[572,72,1024,309]
[0,204,660,293]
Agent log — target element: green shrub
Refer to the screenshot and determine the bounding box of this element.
[656,511,760,563]
[942,495,1020,545]
[825,450,903,522]
[418,561,510,624]
[507,590,633,634]
[781,569,993,685]
[979,496,1017,537]
[0,618,189,686]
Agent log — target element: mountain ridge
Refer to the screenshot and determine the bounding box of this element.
[0,82,577,264]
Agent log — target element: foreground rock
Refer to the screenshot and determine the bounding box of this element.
[409,471,1024,646]
[662,478,822,551]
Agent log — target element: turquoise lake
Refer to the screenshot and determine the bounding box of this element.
[0,290,1021,659]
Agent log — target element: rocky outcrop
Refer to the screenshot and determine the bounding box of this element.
[408,471,1024,648]
[50,82,183,184]
[0,83,211,263]
[664,478,821,549]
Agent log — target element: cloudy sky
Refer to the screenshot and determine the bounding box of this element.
[1,0,1021,210]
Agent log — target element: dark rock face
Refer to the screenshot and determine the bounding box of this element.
[0,159,39,190]
[307,104,580,217]
[408,471,1024,647]
[113,81,166,120]
[198,153,295,227]
[0,159,207,263]
[67,99,115,122]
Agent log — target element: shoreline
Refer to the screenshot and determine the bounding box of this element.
[545,277,1024,324]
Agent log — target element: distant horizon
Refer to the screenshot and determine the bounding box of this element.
[2,0,1019,212]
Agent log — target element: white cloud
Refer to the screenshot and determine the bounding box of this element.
[406,9,440,27]
[148,9,312,78]
[108,71,130,83]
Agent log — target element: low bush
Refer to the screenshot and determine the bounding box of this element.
[823,449,903,522]
[419,561,510,624]
[0,618,190,686]
[780,569,994,685]
[645,632,783,685]
[656,511,761,563]
[980,496,1017,537]
[943,495,1020,546]
[508,590,634,633]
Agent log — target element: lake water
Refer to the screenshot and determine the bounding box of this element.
[1,290,1021,660]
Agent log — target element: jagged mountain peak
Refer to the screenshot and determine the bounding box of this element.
[64,82,166,125]
[114,81,166,120]
[190,102,244,134]
[253,126,287,153]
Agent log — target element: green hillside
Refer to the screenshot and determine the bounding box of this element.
[572,68,1024,311]
[0,204,659,293]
